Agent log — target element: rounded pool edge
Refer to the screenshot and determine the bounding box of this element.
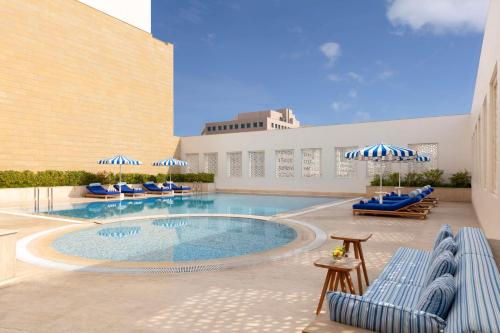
[16,214,327,274]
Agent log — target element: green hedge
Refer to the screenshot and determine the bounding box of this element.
[0,170,214,188]
[370,169,471,188]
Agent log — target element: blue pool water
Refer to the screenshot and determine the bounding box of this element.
[46,193,336,220]
[52,217,297,262]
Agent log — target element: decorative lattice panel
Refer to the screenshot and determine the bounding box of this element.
[203,153,218,175]
[335,147,357,178]
[227,152,242,177]
[275,150,294,178]
[302,149,321,178]
[185,153,199,173]
[367,161,392,178]
[408,143,439,172]
[249,151,265,178]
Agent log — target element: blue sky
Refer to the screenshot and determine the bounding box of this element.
[152,0,489,136]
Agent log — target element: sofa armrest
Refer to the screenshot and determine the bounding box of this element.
[328,292,447,333]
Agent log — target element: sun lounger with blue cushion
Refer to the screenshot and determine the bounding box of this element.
[113,182,145,197]
[85,183,121,199]
[384,186,438,205]
[163,182,192,193]
[353,193,429,219]
[142,181,173,195]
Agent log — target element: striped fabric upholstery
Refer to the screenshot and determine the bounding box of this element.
[362,279,421,308]
[445,253,500,333]
[416,274,456,319]
[423,250,456,287]
[377,247,432,286]
[328,292,447,333]
[454,227,494,258]
[433,225,453,250]
[430,237,457,262]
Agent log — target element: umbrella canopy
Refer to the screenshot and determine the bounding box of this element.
[345,144,417,203]
[97,155,142,193]
[152,158,188,182]
[392,154,431,194]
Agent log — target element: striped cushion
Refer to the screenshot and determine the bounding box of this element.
[416,274,456,319]
[328,292,447,333]
[377,247,432,286]
[431,237,457,263]
[445,253,500,333]
[363,279,422,308]
[454,227,494,259]
[424,250,456,287]
[433,224,453,250]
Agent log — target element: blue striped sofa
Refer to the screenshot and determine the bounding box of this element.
[327,227,500,333]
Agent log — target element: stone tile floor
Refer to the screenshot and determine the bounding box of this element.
[0,201,489,333]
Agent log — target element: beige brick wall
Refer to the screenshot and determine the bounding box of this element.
[0,0,179,174]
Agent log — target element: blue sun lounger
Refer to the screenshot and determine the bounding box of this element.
[163,182,192,193]
[113,182,145,197]
[86,183,121,199]
[352,194,429,219]
[142,182,173,195]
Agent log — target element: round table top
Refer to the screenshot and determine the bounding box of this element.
[330,232,372,242]
[314,257,362,271]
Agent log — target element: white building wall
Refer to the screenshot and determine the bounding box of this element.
[469,0,500,240]
[77,0,151,32]
[181,115,471,195]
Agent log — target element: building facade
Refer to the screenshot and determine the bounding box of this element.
[202,108,300,135]
[0,0,179,174]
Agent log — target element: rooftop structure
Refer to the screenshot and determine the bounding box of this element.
[202,108,300,135]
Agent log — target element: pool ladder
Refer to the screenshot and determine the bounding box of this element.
[34,187,54,213]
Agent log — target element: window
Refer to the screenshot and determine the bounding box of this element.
[259,122,263,127]
[271,123,274,128]
[235,124,239,129]
[482,100,487,189]
[489,68,497,193]
[185,153,199,173]
[335,147,357,178]
[241,124,245,129]
[223,125,227,130]
[227,152,242,177]
[203,153,217,175]
[212,126,216,131]
[275,149,294,178]
[249,151,265,177]
[408,143,439,173]
[229,124,233,130]
[207,127,211,132]
[253,122,258,128]
[218,125,222,130]
[302,148,321,178]
[246,123,251,128]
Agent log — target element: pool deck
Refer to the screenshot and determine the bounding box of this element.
[0,200,496,333]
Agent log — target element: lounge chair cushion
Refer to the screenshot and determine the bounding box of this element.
[423,251,456,287]
[377,247,432,287]
[328,292,447,333]
[409,190,418,198]
[363,279,422,308]
[416,274,456,319]
[433,224,453,250]
[352,197,417,211]
[88,183,101,187]
[430,237,457,262]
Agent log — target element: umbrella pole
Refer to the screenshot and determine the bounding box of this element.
[398,163,402,196]
[119,164,122,194]
[379,164,383,204]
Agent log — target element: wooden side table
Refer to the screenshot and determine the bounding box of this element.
[314,257,362,315]
[330,232,372,288]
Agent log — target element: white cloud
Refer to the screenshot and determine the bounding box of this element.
[354,111,370,122]
[331,101,350,111]
[387,0,489,34]
[319,42,341,66]
[378,69,395,80]
[348,89,358,98]
[203,33,216,45]
[347,72,364,83]
[327,73,342,82]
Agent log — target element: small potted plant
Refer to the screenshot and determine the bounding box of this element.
[332,246,346,261]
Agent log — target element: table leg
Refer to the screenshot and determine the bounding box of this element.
[316,269,333,315]
[345,272,355,294]
[344,241,351,253]
[339,273,347,293]
[329,271,336,291]
[333,272,340,291]
[353,243,363,294]
[357,243,370,286]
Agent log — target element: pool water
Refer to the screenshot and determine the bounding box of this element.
[52,217,298,262]
[46,193,336,220]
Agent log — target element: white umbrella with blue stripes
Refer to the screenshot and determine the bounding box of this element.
[97,155,142,193]
[152,158,189,183]
[345,144,417,202]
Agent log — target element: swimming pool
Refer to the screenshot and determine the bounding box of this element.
[45,193,336,220]
[51,217,298,262]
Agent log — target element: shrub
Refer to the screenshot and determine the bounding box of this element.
[404,172,425,187]
[450,170,471,188]
[422,169,444,186]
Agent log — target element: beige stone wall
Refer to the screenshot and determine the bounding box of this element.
[0,0,179,174]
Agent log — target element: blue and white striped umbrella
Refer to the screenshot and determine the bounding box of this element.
[344,143,416,161]
[415,155,430,162]
[98,155,143,165]
[97,155,142,194]
[152,158,189,182]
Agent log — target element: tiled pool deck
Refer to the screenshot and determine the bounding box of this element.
[0,200,496,333]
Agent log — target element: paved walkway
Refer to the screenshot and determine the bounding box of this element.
[0,201,482,332]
